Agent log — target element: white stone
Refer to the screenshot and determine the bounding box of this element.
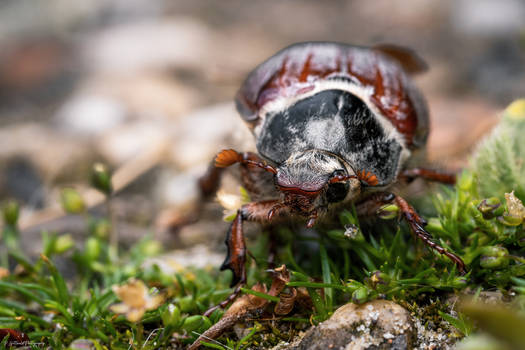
[83,18,212,74]
[98,121,167,164]
[452,0,525,36]
[55,94,127,136]
[169,102,255,169]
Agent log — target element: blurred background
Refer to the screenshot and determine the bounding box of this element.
[1,0,524,254]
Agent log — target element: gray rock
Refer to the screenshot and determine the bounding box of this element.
[282,300,414,350]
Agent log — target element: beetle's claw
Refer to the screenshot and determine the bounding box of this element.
[306,213,317,228]
[268,203,284,221]
[267,208,276,221]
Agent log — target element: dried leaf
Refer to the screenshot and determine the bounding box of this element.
[226,283,268,316]
[295,287,314,310]
[190,266,293,349]
[274,288,297,315]
[268,265,290,297]
[110,279,164,322]
[189,283,268,350]
[0,267,9,279]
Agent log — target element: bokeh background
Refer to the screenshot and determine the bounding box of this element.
[1,0,525,254]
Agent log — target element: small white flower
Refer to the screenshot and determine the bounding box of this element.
[216,187,251,221]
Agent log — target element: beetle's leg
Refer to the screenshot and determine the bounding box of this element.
[393,195,466,273]
[401,168,456,185]
[202,211,246,317]
[356,192,396,217]
[204,200,283,317]
[221,211,246,287]
[199,162,225,198]
[356,192,466,274]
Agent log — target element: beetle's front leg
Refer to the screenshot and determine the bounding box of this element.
[203,212,245,318]
[401,168,456,185]
[356,192,466,274]
[204,200,282,317]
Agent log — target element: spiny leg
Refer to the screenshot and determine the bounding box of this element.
[401,168,456,185]
[393,195,466,273]
[199,162,226,198]
[356,192,466,273]
[204,200,283,317]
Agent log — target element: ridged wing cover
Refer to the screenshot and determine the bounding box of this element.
[235,42,429,149]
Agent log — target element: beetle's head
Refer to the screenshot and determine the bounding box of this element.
[270,150,361,227]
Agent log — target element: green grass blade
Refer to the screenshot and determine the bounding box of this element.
[240,288,280,302]
[0,281,46,305]
[306,287,327,320]
[319,243,333,311]
[287,281,347,290]
[41,255,70,306]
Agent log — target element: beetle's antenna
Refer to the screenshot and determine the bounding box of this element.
[329,174,358,184]
[215,149,277,174]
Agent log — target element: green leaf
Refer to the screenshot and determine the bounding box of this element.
[201,341,228,349]
[41,255,70,306]
[0,281,45,305]
[306,287,327,320]
[44,300,73,324]
[236,323,260,350]
[240,287,279,302]
[439,311,473,336]
[461,299,525,349]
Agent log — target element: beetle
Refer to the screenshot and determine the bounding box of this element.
[199,42,466,315]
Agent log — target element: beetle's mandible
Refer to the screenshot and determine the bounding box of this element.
[198,42,466,315]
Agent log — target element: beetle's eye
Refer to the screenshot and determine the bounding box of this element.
[326,175,349,203]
